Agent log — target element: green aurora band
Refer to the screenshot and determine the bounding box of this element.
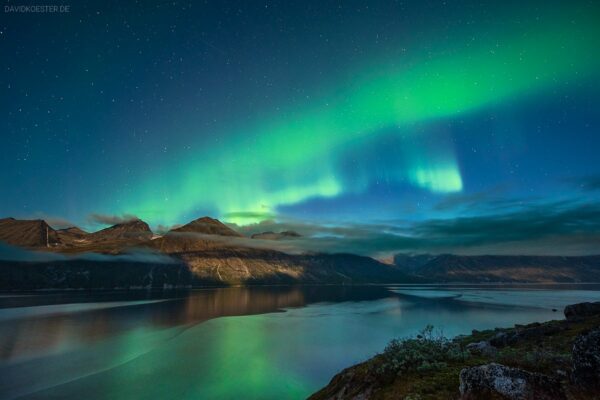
[112,8,600,226]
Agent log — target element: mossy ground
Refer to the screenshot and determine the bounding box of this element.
[311,315,600,400]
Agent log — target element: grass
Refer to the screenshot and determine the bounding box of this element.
[310,315,600,400]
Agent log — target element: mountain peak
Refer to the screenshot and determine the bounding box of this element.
[90,218,152,241]
[170,216,242,237]
[58,226,88,235]
[0,217,60,247]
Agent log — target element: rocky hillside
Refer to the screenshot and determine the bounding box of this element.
[0,216,419,289]
[57,226,88,237]
[0,247,418,290]
[310,301,600,400]
[394,254,600,283]
[178,248,417,286]
[0,218,60,247]
[89,219,153,241]
[3,217,600,289]
[0,258,192,290]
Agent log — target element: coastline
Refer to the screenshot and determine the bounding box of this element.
[309,302,600,400]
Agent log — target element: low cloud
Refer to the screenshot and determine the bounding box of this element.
[155,224,182,234]
[0,243,66,262]
[0,243,176,264]
[80,248,178,264]
[88,213,140,226]
[226,200,600,257]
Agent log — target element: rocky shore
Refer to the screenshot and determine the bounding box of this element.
[309,301,600,400]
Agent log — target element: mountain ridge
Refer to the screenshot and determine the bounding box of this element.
[169,216,242,237]
[394,253,600,283]
[1,217,600,289]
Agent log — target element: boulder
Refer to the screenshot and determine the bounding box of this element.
[459,363,565,400]
[489,331,511,347]
[571,328,600,391]
[308,362,377,400]
[564,301,600,320]
[489,323,566,348]
[465,341,498,357]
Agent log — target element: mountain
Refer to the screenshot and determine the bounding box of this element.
[0,218,60,247]
[0,248,420,289]
[251,230,301,240]
[177,248,417,285]
[55,226,89,246]
[150,217,243,253]
[0,258,192,290]
[395,254,600,283]
[170,216,242,237]
[4,215,600,290]
[0,216,420,289]
[150,232,233,253]
[89,219,153,241]
[392,253,436,272]
[57,226,88,236]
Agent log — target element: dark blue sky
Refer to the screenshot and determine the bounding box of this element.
[1,0,599,255]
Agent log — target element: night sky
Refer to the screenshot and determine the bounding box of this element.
[2,0,600,255]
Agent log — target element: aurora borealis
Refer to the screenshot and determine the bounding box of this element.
[2,0,600,254]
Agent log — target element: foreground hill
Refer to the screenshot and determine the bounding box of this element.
[311,302,600,400]
[394,254,600,283]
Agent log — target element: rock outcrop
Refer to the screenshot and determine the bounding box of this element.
[564,301,600,320]
[459,363,565,400]
[571,328,600,392]
[465,340,497,357]
[308,362,378,400]
[489,322,566,348]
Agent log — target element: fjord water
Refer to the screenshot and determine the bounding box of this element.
[1,285,599,399]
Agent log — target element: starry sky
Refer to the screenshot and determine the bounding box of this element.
[2,0,600,255]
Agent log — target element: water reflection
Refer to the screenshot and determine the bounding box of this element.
[0,285,598,400]
[0,286,391,363]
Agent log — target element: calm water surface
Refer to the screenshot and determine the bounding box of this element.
[1,284,599,399]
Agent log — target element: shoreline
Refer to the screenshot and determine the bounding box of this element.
[309,302,600,400]
[3,281,600,294]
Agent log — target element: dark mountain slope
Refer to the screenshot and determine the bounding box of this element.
[0,218,60,247]
[396,254,600,283]
[89,219,153,241]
